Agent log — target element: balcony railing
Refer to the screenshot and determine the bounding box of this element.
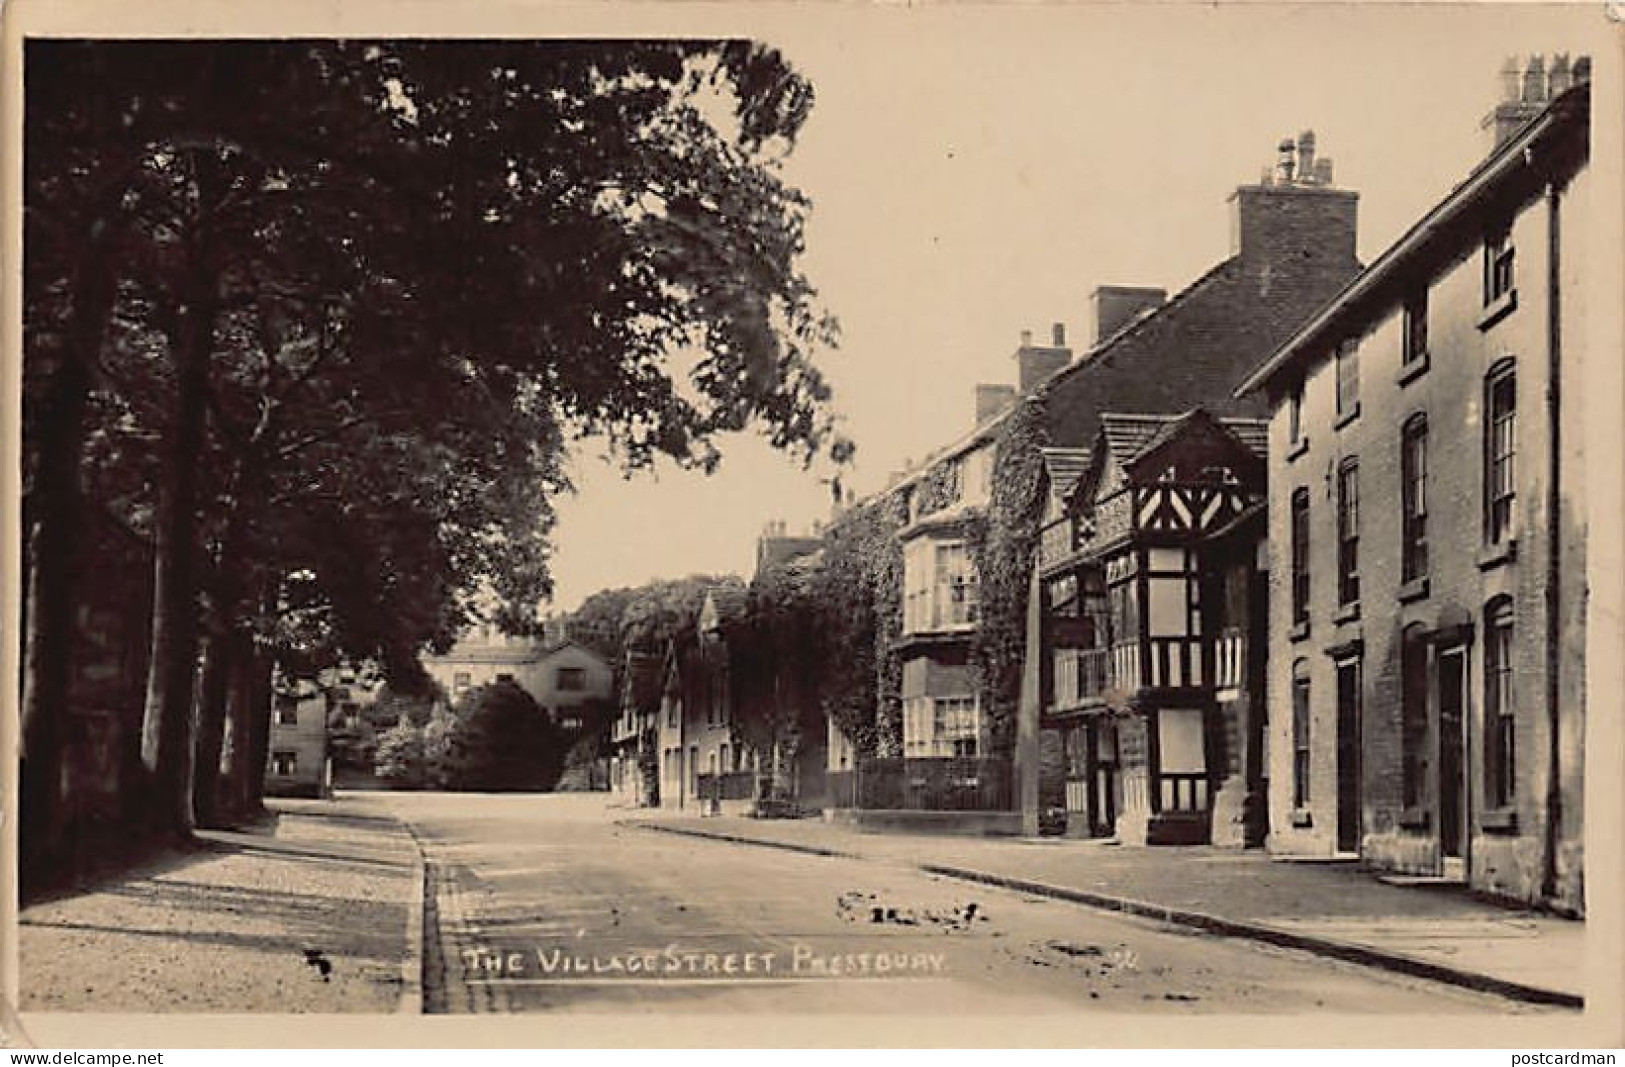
[826,757,1012,812]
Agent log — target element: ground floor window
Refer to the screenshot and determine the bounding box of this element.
[271,751,297,776]
[1485,600,1516,808]
[1291,659,1311,808]
[903,694,980,758]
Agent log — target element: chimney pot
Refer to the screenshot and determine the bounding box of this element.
[1501,56,1523,103]
[1020,329,1033,347]
[1574,55,1591,83]
[1523,54,1547,103]
[1296,130,1316,184]
[1548,54,1572,95]
[1052,322,1066,346]
[1276,137,1297,183]
[1313,158,1334,185]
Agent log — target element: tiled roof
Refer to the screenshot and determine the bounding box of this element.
[1099,409,1270,470]
[1039,447,1092,507]
[1099,413,1173,468]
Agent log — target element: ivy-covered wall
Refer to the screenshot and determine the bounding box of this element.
[811,489,906,757]
[967,397,1050,759]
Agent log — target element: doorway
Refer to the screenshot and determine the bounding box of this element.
[1437,646,1467,869]
[1335,658,1362,854]
[1089,718,1121,837]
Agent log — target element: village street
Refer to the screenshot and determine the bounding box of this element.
[376,791,1535,1015]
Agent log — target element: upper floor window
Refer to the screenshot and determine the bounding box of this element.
[1401,416,1429,583]
[1290,488,1311,625]
[1403,290,1429,366]
[1484,227,1515,306]
[1334,339,1360,420]
[1484,600,1516,808]
[903,538,979,633]
[1336,460,1360,606]
[557,666,586,692]
[1485,362,1517,544]
[1287,382,1306,450]
[453,671,471,694]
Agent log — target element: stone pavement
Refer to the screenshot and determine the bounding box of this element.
[19,796,423,1014]
[622,807,1585,1007]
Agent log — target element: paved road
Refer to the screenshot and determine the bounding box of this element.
[361,791,1535,1015]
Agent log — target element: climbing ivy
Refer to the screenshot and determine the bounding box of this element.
[810,489,906,757]
[967,396,1050,758]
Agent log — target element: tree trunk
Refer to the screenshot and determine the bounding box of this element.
[19,250,117,881]
[241,644,276,817]
[138,284,217,838]
[220,638,259,822]
[190,626,237,828]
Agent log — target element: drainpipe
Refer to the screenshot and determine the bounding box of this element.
[1541,177,1563,905]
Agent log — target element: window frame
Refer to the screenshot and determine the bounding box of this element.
[1401,416,1430,583]
[1291,659,1312,808]
[1290,488,1311,625]
[1484,226,1515,306]
[1485,600,1516,809]
[1334,339,1360,422]
[1336,459,1360,607]
[1485,360,1518,545]
[1402,289,1429,367]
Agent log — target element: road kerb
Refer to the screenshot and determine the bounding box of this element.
[919,863,1583,1010]
[397,824,428,1015]
[626,819,859,859]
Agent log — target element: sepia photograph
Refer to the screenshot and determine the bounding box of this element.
[3,0,1622,1050]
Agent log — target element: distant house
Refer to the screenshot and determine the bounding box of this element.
[422,625,613,728]
[610,650,664,806]
[656,583,756,815]
[265,676,331,798]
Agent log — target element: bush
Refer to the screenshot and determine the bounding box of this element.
[438,680,565,792]
[373,720,426,787]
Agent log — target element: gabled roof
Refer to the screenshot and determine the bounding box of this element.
[1039,448,1092,509]
[1130,409,1269,465]
[1235,79,1590,397]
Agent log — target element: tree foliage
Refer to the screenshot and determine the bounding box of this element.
[439,681,565,792]
[21,38,846,869]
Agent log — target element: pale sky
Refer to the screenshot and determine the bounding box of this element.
[544,2,1608,613]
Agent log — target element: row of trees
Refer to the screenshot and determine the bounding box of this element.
[21,39,847,886]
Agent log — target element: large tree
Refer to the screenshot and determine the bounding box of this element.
[22,39,846,860]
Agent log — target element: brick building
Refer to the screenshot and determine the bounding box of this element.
[1234,59,1591,911]
[825,131,1363,834]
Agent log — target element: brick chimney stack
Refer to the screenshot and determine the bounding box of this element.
[1014,324,1072,393]
[1228,129,1358,274]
